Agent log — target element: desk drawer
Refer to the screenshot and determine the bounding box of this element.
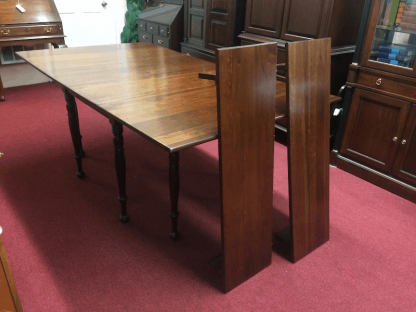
[138,31,152,43]
[138,20,146,32]
[357,71,416,100]
[146,22,159,35]
[0,24,62,37]
[153,35,169,48]
[159,25,169,37]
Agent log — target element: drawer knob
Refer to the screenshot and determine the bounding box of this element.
[402,139,407,145]
[1,29,10,35]
[392,136,398,142]
[376,78,382,86]
[44,27,53,33]
[158,39,164,44]
[150,26,154,30]
[143,35,147,39]
[140,24,143,27]
[161,30,164,33]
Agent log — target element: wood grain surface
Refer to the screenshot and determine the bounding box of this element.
[0,0,61,24]
[0,235,23,312]
[286,38,331,262]
[217,43,276,293]
[17,43,218,152]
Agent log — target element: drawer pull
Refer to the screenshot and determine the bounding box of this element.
[158,39,164,44]
[150,26,154,30]
[392,136,398,142]
[161,30,164,33]
[376,78,382,86]
[402,139,407,145]
[143,35,147,39]
[140,24,143,27]
[1,29,10,35]
[44,27,53,33]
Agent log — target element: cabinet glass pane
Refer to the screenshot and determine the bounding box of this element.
[370,0,416,68]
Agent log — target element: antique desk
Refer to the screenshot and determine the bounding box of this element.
[137,0,183,51]
[0,0,65,101]
[17,41,333,292]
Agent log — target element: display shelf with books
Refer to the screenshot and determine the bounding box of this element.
[370,0,416,68]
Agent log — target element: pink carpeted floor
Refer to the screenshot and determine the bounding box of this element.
[1,83,415,311]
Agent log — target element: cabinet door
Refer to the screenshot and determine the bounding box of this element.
[361,0,416,78]
[187,0,207,47]
[244,0,285,38]
[205,0,235,50]
[392,105,416,186]
[280,0,332,41]
[340,89,410,173]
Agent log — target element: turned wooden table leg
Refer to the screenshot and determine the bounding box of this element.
[0,73,5,102]
[63,89,85,178]
[169,152,180,240]
[111,119,129,223]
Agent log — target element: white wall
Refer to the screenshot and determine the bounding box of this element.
[1,0,128,89]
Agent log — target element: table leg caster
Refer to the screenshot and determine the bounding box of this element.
[170,231,180,240]
[120,214,130,223]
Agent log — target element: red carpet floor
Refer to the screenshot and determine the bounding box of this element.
[1,83,416,311]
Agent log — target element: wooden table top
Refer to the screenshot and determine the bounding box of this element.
[18,43,219,152]
[17,43,341,152]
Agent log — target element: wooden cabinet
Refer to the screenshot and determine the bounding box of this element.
[138,1,183,52]
[335,0,416,202]
[239,0,365,95]
[181,0,247,61]
[340,89,410,173]
[280,0,332,41]
[392,105,416,185]
[244,0,284,38]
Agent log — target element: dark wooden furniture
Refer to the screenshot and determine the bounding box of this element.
[0,0,65,101]
[18,41,330,291]
[269,39,331,262]
[238,0,366,95]
[0,227,23,312]
[18,42,274,293]
[333,0,416,204]
[180,0,247,61]
[217,43,276,292]
[138,0,183,51]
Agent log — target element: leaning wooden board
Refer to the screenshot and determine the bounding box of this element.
[0,229,23,312]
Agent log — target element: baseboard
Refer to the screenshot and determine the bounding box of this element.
[336,154,416,204]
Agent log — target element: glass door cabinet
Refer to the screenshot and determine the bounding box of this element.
[362,0,416,76]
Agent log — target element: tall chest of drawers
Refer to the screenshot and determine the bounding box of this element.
[137,1,183,52]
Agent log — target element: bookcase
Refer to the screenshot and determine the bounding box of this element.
[333,0,416,203]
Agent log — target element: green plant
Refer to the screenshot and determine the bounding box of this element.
[121,0,143,43]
